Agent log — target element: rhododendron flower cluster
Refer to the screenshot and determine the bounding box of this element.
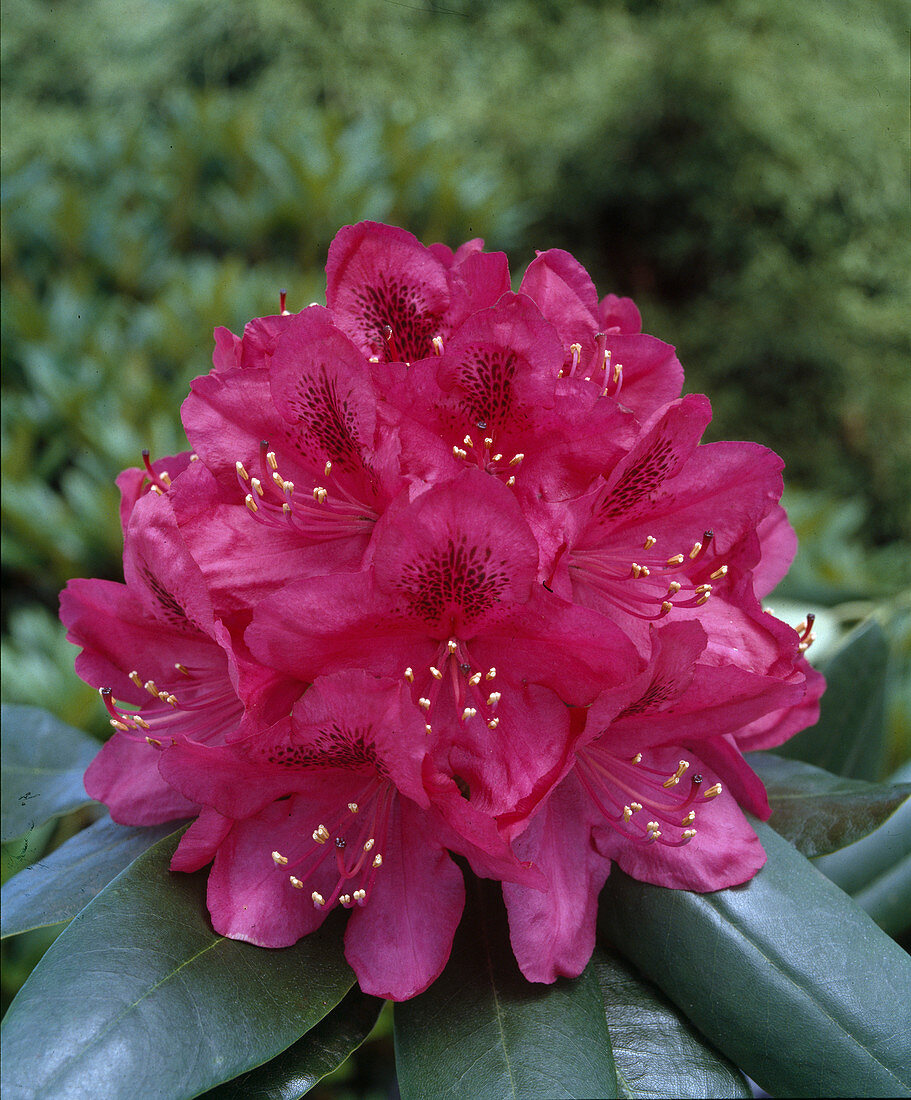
[62,222,823,1001]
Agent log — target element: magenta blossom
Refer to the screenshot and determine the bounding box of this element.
[65,220,825,999]
[501,621,803,983]
[157,671,541,1000]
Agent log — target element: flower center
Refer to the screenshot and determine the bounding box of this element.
[272,782,393,910]
[570,531,728,620]
[575,746,722,847]
[451,428,524,487]
[558,335,624,398]
[99,660,241,748]
[236,441,378,542]
[404,638,501,735]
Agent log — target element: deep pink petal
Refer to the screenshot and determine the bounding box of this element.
[116,451,192,533]
[751,505,798,598]
[503,772,609,983]
[212,325,242,373]
[85,735,197,826]
[344,799,464,1000]
[171,807,233,871]
[599,294,642,334]
[327,221,450,362]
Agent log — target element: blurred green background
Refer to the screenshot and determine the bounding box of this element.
[2,0,909,1091]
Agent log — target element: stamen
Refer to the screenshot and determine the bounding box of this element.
[236,461,249,481]
[461,707,477,721]
[710,565,728,580]
[311,891,324,907]
[312,824,330,844]
[429,666,443,680]
[432,335,444,355]
[404,667,414,682]
[643,535,657,550]
[290,876,304,889]
[348,802,359,814]
[487,717,499,729]
[363,838,375,851]
[486,667,497,679]
[373,854,383,867]
[662,760,690,788]
[272,851,288,865]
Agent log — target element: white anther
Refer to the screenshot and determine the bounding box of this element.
[348,802,359,814]
[486,692,501,707]
[353,889,366,903]
[363,838,375,852]
[689,541,703,559]
[311,891,324,906]
[643,535,657,550]
[666,553,685,566]
[487,717,499,729]
[313,487,328,503]
[373,854,383,867]
[250,477,263,496]
[710,565,728,579]
[245,494,258,513]
[429,666,443,680]
[404,667,414,682]
[492,453,503,462]
[508,453,524,466]
[447,640,458,654]
[324,460,332,476]
[418,697,431,710]
[461,707,477,721]
[235,461,249,480]
[468,672,482,685]
[506,476,516,487]
[486,667,496,680]
[463,435,474,447]
[266,451,278,470]
[432,335,444,355]
[272,851,289,865]
[289,876,304,889]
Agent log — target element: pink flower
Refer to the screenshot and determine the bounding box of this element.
[157,671,541,1000]
[502,621,802,983]
[62,488,297,825]
[65,221,825,997]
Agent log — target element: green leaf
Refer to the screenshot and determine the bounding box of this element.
[0,705,99,841]
[599,820,911,1098]
[203,987,384,1099]
[1,815,180,938]
[748,751,911,857]
[778,619,889,779]
[394,877,617,1100]
[0,830,355,1100]
[813,793,911,937]
[591,944,750,1099]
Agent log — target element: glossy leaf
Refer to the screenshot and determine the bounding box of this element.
[591,944,750,1099]
[395,877,617,1100]
[778,619,889,779]
[599,820,911,1098]
[813,794,911,937]
[204,987,384,1099]
[749,752,911,857]
[0,830,355,1100]
[1,816,180,938]
[1,705,98,841]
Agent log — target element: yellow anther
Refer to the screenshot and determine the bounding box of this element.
[631,563,642,578]
[190,453,199,461]
[429,666,443,680]
[368,355,380,363]
[704,783,723,799]
[145,736,162,749]
[663,760,690,788]
[509,453,524,466]
[447,640,459,654]
[159,471,172,486]
[282,503,292,518]
[486,667,497,680]
[468,671,482,686]
[689,541,703,559]
[622,806,633,822]
[267,451,278,470]
[506,476,516,487]
[245,494,258,513]
[453,446,467,459]
[640,565,651,576]
[661,601,674,615]
[710,565,728,580]
[174,663,189,676]
[681,811,696,825]
[486,692,501,707]
[373,854,383,868]
[272,471,284,487]
[613,361,623,383]
[682,829,697,840]
[570,342,582,356]
[251,477,264,496]
[235,461,249,480]
[647,821,661,833]
[487,717,500,729]
[463,435,474,448]
[282,479,294,494]
[324,460,332,476]
[272,851,289,865]
[313,487,328,503]
[631,752,643,763]
[697,593,711,605]
[404,667,414,682]
[110,719,130,732]
[363,838,375,852]
[492,453,503,462]
[348,802,359,814]
[425,723,433,734]
[695,584,712,595]
[483,436,494,448]
[313,824,330,844]
[667,581,682,595]
[353,889,366,902]
[418,697,431,710]
[165,694,179,707]
[311,891,324,906]
[461,707,477,721]
[129,670,143,688]
[133,716,150,730]
[149,484,164,496]
[339,894,351,907]
[143,680,158,696]
[432,335,444,355]
[643,535,657,550]
[666,553,685,566]
[630,802,643,813]
[289,876,304,889]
